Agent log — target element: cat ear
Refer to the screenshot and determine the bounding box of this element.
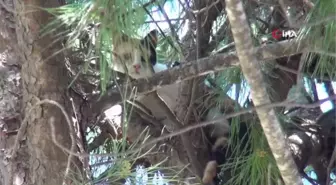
[120,32,131,42]
[143,29,158,47]
[113,32,131,46]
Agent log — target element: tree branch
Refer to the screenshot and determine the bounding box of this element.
[130,39,307,95]
[225,0,302,184]
[90,39,307,115]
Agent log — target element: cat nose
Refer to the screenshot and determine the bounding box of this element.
[133,64,141,73]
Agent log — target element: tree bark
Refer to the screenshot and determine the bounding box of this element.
[0,10,22,185]
[8,0,82,184]
[171,0,225,181]
[225,0,303,184]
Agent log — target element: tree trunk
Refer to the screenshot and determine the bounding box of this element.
[0,4,22,183]
[7,0,82,184]
[170,0,224,181]
[225,0,303,184]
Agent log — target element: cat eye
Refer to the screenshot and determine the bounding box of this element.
[123,53,132,60]
[141,56,148,63]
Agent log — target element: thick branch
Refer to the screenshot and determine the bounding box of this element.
[91,39,307,114]
[131,39,307,94]
[225,0,303,184]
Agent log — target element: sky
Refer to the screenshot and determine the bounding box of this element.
[103,2,336,184]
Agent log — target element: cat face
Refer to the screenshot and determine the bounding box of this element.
[111,30,158,79]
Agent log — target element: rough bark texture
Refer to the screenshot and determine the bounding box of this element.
[7,0,81,184]
[0,5,22,183]
[225,0,303,184]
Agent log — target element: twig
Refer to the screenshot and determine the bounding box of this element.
[326,147,336,185]
[206,18,230,53]
[157,3,179,42]
[310,49,336,58]
[179,0,196,21]
[291,15,336,29]
[302,171,318,185]
[141,1,180,55]
[192,0,220,15]
[21,95,335,162]
[144,18,184,23]
[9,99,77,185]
[302,0,314,10]
[70,97,92,181]
[129,39,308,95]
[274,64,300,75]
[278,0,294,28]
[268,163,272,185]
[291,51,308,108]
[0,0,16,14]
[142,0,157,8]
[179,6,203,177]
[296,51,307,88]
[49,117,75,185]
[126,95,336,159]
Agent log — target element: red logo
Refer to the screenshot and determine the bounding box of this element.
[272,29,282,40]
[272,29,297,40]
